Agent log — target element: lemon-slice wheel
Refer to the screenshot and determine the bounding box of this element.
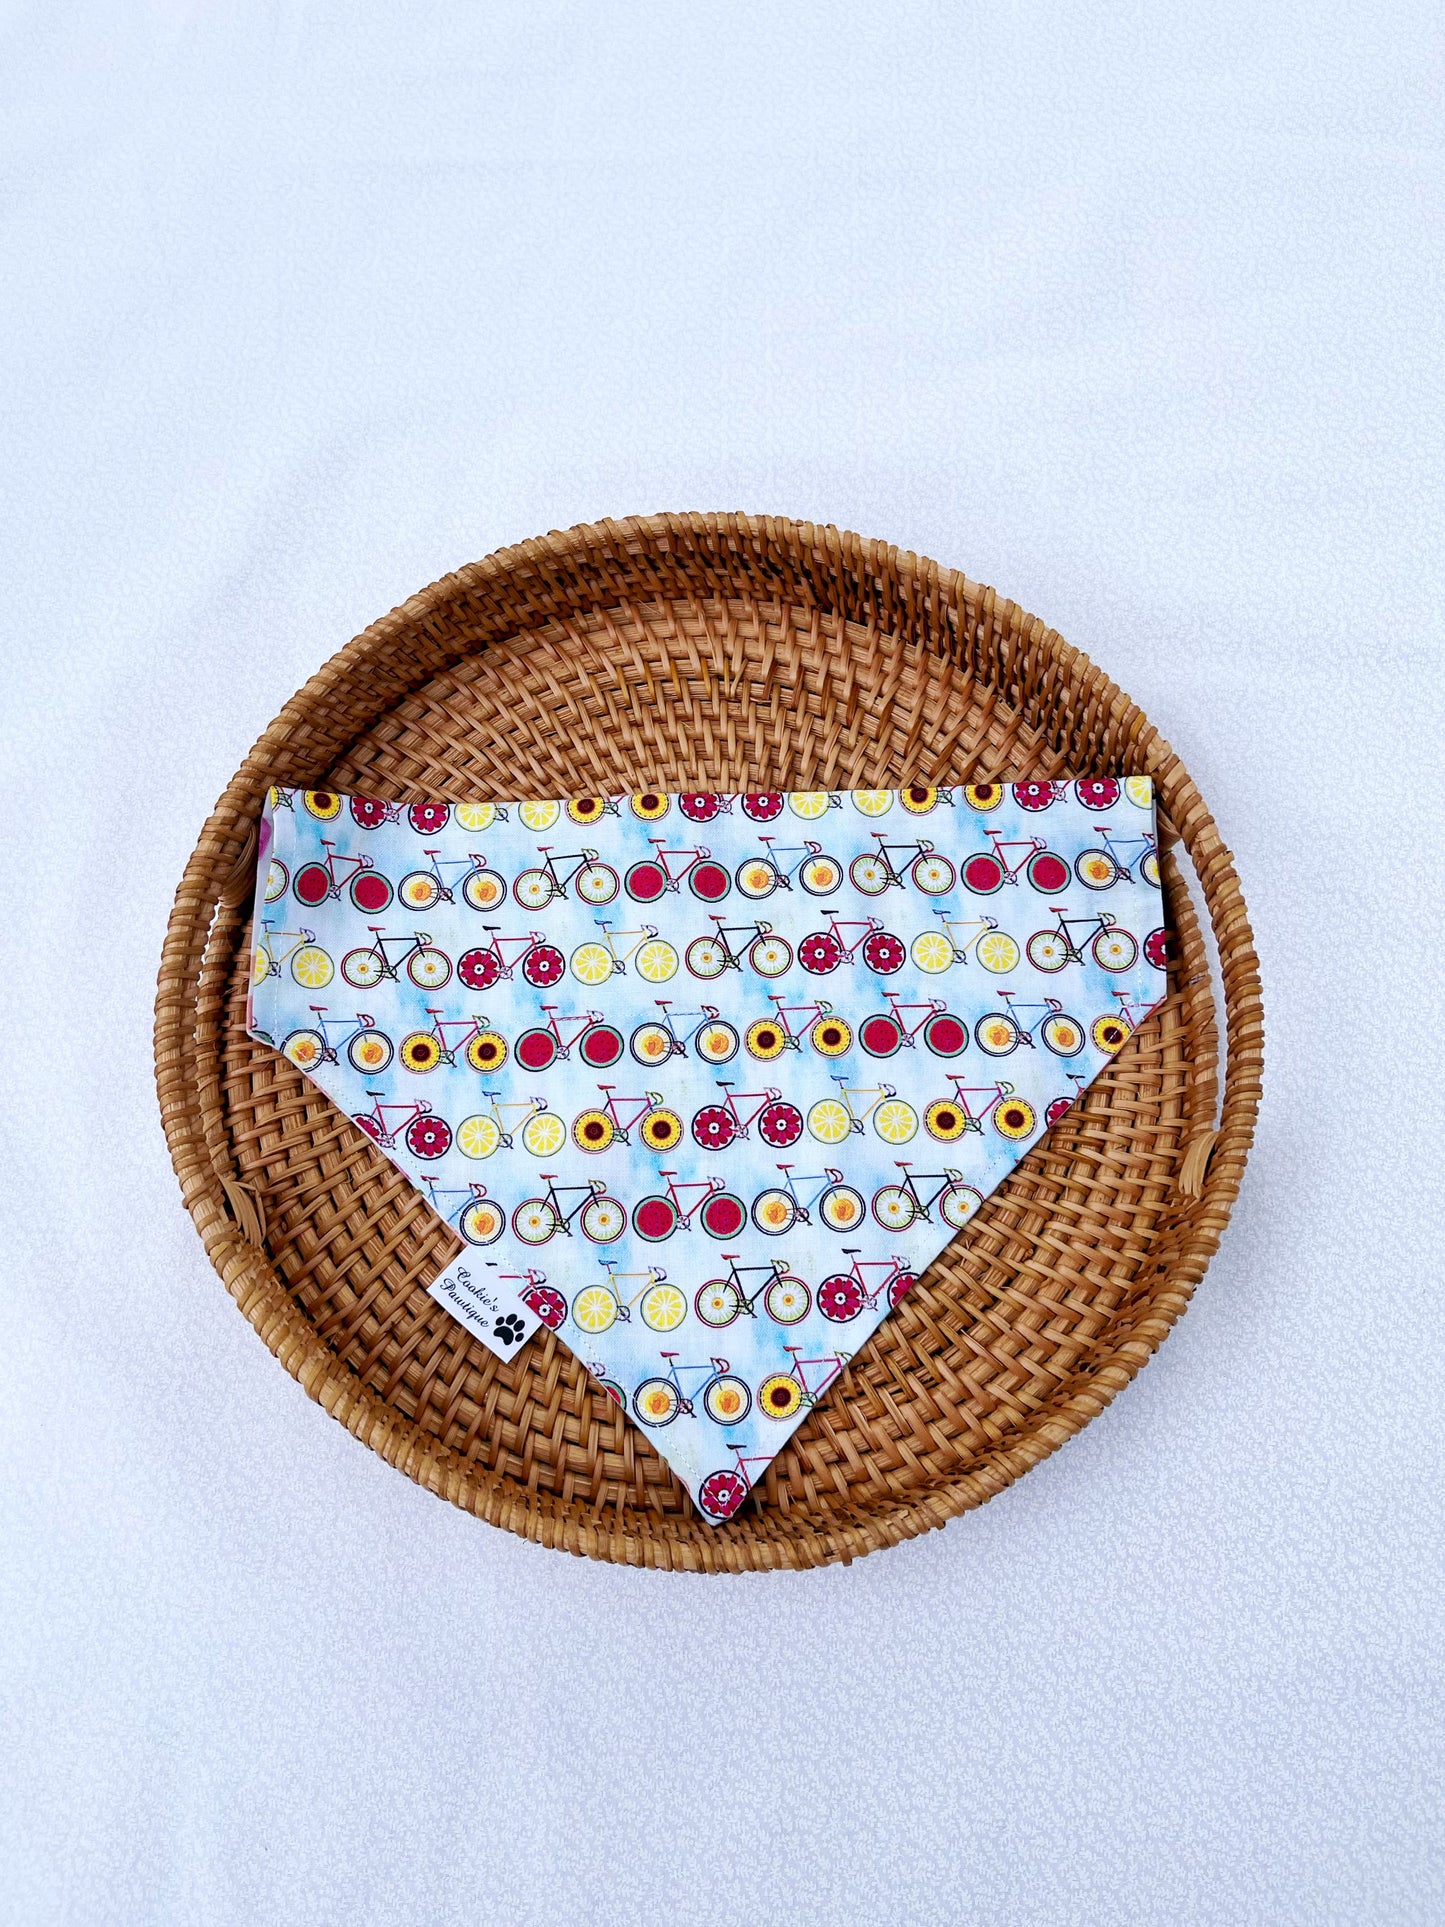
[521,1110,566,1157]
[252,950,270,987]
[911,930,955,974]
[874,1098,919,1143]
[851,789,893,816]
[291,945,333,988]
[641,1284,686,1332]
[457,1115,501,1159]
[977,931,1020,974]
[788,791,831,819]
[636,939,678,982]
[570,942,614,985]
[519,798,561,831]
[454,801,497,831]
[571,1286,618,1334]
[807,1099,851,1145]
[1124,775,1153,808]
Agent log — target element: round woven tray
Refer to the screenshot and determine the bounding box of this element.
[156,514,1262,1572]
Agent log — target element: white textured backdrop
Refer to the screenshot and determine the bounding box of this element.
[2,4,1442,1922]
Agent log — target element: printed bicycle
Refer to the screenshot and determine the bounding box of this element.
[420,1177,505,1247]
[290,838,394,914]
[744,997,846,1062]
[568,1260,685,1336]
[632,1353,752,1429]
[454,1092,548,1159]
[632,1170,748,1243]
[511,1176,627,1246]
[957,828,1071,898]
[750,1164,866,1236]
[806,1077,919,1148]
[340,925,452,990]
[923,1077,1037,1145]
[398,847,506,913]
[816,1249,917,1322]
[279,1004,394,1075]
[734,836,843,901]
[974,993,1087,1060]
[514,1003,624,1073]
[571,1085,684,1155]
[456,927,562,991]
[512,846,620,910]
[1026,907,1140,974]
[1090,990,1155,1055]
[694,1256,812,1329]
[857,992,968,1060]
[396,1008,506,1075]
[870,1161,984,1231]
[252,923,334,991]
[352,1093,452,1160]
[756,1345,849,1420]
[849,833,957,898]
[628,1000,739,1069]
[623,840,731,905]
[796,914,905,976]
[909,911,1020,977]
[1075,827,1160,891]
[570,920,678,986]
[684,917,794,981]
[690,1081,804,1152]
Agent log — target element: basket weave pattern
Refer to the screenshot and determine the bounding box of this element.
[156,515,1263,1571]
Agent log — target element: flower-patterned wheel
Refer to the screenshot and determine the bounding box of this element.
[900,785,941,815]
[405,946,452,989]
[303,790,342,819]
[746,1018,788,1061]
[848,853,891,896]
[460,1197,504,1246]
[993,1096,1037,1141]
[405,1115,452,1159]
[624,860,668,903]
[820,1184,865,1233]
[399,871,442,911]
[567,797,609,826]
[1091,927,1139,973]
[798,931,842,974]
[354,1111,384,1142]
[888,1271,918,1309]
[631,790,670,821]
[688,860,731,903]
[741,792,785,821]
[758,1101,804,1148]
[698,1469,749,1520]
[1012,782,1056,812]
[699,1191,746,1239]
[348,797,393,829]
[752,1188,797,1235]
[765,1275,812,1324]
[1075,778,1121,811]
[963,783,1004,812]
[578,1023,624,1069]
[694,1280,740,1328]
[694,1019,740,1066]
[679,792,724,822]
[1042,1013,1085,1058]
[685,936,728,980]
[1091,1013,1132,1054]
[522,942,566,987]
[691,1105,736,1151]
[923,1012,968,1058]
[513,869,556,911]
[633,1378,682,1426]
[572,1110,615,1153]
[639,1108,684,1154]
[1026,851,1070,894]
[520,1281,566,1328]
[911,852,956,896]
[576,862,621,906]
[818,1275,865,1322]
[632,1196,679,1242]
[465,1030,508,1074]
[924,1098,969,1140]
[399,1032,442,1073]
[292,863,333,907]
[1144,927,1169,970]
[859,1013,903,1057]
[961,852,1005,894]
[939,1181,984,1229]
[408,803,450,834]
[512,1199,559,1245]
[458,947,500,991]
[1026,930,1069,973]
[347,1030,393,1075]
[580,1195,627,1243]
[871,1184,917,1231]
[703,1377,752,1426]
[759,1373,805,1417]
[749,933,794,978]
[811,1014,852,1057]
[1075,849,1119,891]
[862,931,906,974]
[340,947,383,988]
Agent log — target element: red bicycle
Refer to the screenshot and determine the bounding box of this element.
[513,1269,567,1330]
[455,927,565,991]
[816,1249,916,1322]
[923,1077,1037,1146]
[352,1092,452,1160]
[341,926,452,990]
[743,996,844,1062]
[1045,1073,1088,1129]
[959,828,1070,897]
[631,1170,748,1243]
[691,1081,804,1152]
[858,992,968,1059]
[571,1085,684,1155]
[348,795,402,829]
[624,839,731,905]
[291,838,393,914]
[755,1345,849,1419]
[514,1003,624,1072]
[796,913,904,976]
[511,1176,627,1246]
[677,792,735,823]
[1091,990,1155,1055]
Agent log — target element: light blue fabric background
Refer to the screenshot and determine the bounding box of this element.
[2,3,1441,1921]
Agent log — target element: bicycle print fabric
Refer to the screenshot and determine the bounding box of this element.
[247,780,1167,1523]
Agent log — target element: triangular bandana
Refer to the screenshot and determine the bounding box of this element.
[248,780,1166,1522]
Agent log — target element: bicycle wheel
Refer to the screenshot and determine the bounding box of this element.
[924,1098,969,1141]
[888,1270,918,1309]
[624,859,667,903]
[578,1023,624,1069]
[735,857,778,900]
[901,785,941,815]
[940,1182,984,1229]
[923,1012,968,1058]
[679,792,723,822]
[818,1275,865,1322]
[764,1275,811,1328]
[1144,927,1168,970]
[993,1096,1037,1141]
[860,1013,903,1057]
[632,1196,679,1242]
[1042,1012,1086,1057]
[961,853,1004,895]
[694,1019,739,1066]
[759,1373,805,1419]
[1091,927,1139,972]
[688,859,731,903]
[581,1195,627,1244]
[340,947,382,988]
[1012,781,1056,812]
[685,936,728,980]
[515,1028,557,1072]
[798,931,842,974]
[519,799,561,831]
[1026,930,1069,973]
[636,939,679,983]
[751,1188,797,1235]
[759,1101,804,1148]
[691,1105,736,1151]
[851,788,893,817]
[408,803,450,834]
[405,1115,452,1159]
[264,858,289,903]
[631,790,671,821]
[703,1376,752,1425]
[741,792,784,821]
[1075,778,1121,811]
[457,1114,501,1160]
[292,862,332,907]
[281,1028,325,1070]
[407,947,452,989]
[570,1285,619,1334]
[522,1283,567,1329]
[911,853,956,896]
[454,801,498,832]
[457,947,500,991]
[572,1109,615,1154]
[976,930,1021,975]
[789,791,831,820]
[1142,850,1161,887]
[820,1183,865,1232]
[252,949,271,988]
[799,854,842,896]
[1075,849,1119,891]
[1124,775,1153,809]
[1091,1012,1132,1053]
[577,863,620,906]
[963,783,1003,812]
[694,1280,741,1328]
[849,853,890,896]
[347,1029,393,1075]
[633,1378,683,1426]
[862,931,906,974]
[399,1031,442,1073]
[523,943,566,987]
[746,1018,788,1061]
[568,797,608,825]
[349,870,393,915]
[811,1014,852,1058]
[1045,1095,1076,1128]
[521,1110,566,1157]
[749,934,793,978]
[353,1111,384,1142]
[628,1021,674,1069]
[701,1187,747,1233]
[511,1197,558,1244]
[465,1030,508,1074]
[872,1184,917,1231]
[349,796,394,829]
[974,1012,1020,1057]
[461,867,507,912]
[398,871,442,911]
[1026,850,1070,894]
[460,1197,504,1246]
[512,869,555,911]
[291,945,334,989]
[570,942,614,985]
[910,930,955,975]
[874,1098,919,1144]
[642,1283,688,1333]
[639,1107,684,1154]
[807,1098,851,1145]
[698,1469,749,1519]
[303,790,341,819]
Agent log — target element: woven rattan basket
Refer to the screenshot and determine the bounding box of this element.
[156,514,1262,1572]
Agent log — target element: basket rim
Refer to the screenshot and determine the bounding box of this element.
[154,511,1264,1571]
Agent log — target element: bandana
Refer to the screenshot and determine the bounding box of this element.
[248,780,1166,1522]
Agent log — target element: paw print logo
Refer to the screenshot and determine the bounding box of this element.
[493,1313,526,1348]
